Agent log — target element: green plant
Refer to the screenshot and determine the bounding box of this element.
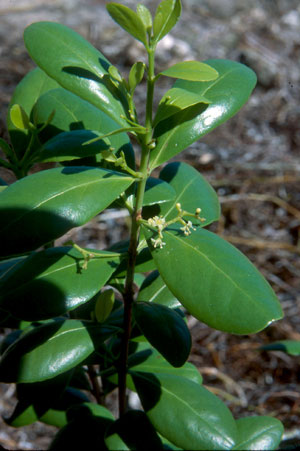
[0,1,285,449]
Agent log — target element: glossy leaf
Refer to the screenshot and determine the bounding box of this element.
[143,177,176,206]
[144,225,283,334]
[154,86,211,126]
[133,301,191,367]
[261,340,300,356]
[233,416,284,450]
[33,88,133,159]
[0,166,134,257]
[128,344,202,385]
[160,61,218,82]
[24,22,128,125]
[0,318,118,383]
[153,0,181,43]
[6,68,59,156]
[132,372,237,450]
[106,3,148,46]
[35,130,109,163]
[150,59,257,169]
[143,162,220,227]
[137,270,180,308]
[0,247,120,320]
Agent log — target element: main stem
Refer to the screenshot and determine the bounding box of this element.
[118,47,156,416]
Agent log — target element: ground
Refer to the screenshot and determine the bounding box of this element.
[0,0,299,449]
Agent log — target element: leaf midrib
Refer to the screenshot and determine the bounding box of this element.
[232,424,279,450]
[2,173,131,232]
[164,229,270,316]
[135,372,235,448]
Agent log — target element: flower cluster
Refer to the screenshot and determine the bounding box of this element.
[148,215,166,248]
[147,204,206,249]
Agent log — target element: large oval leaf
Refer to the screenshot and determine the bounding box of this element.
[0,166,134,257]
[133,301,191,367]
[150,59,257,169]
[0,247,120,320]
[144,225,283,334]
[36,130,109,163]
[33,88,133,159]
[143,161,220,227]
[0,319,118,383]
[6,68,59,157]
[24,22,128,126]
[232,416,284,450]
[132,372,237,450]
[143,177,176,206]
[128,344,202,385]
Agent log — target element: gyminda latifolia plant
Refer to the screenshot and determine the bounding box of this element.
[0,1,285,449]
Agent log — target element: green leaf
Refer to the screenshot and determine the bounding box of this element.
[143,162,220,227]
[106,3,148,46]
[33,88,133,158]
[137,270,180,308]
[5,374,88,428]
[143,177,176,207]
[129,61,146,93]
[128,344,202,385]
[160,61,219,82]
[0,318,118,383]
[24,22,128,126]
[261,340,300,356]
[35,130,109,163]
[153,0,181,43]
[132,372,237,450]
[136,4,153,31]
[133,301,191,367]
[150,59,257,169]
[232,416,284,450]
[0,166,134,257]
[0,247,120,321]
[95,289,115,323]
[144,226,283,334]
[154,86,211,126]
[9,104,31,130]
[7,68,59,157]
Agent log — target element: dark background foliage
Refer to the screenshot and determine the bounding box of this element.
[0,0,299,448]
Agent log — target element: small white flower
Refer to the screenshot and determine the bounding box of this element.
[180,220,196,236]
[148,216,166,233]
[151,237,166,249]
